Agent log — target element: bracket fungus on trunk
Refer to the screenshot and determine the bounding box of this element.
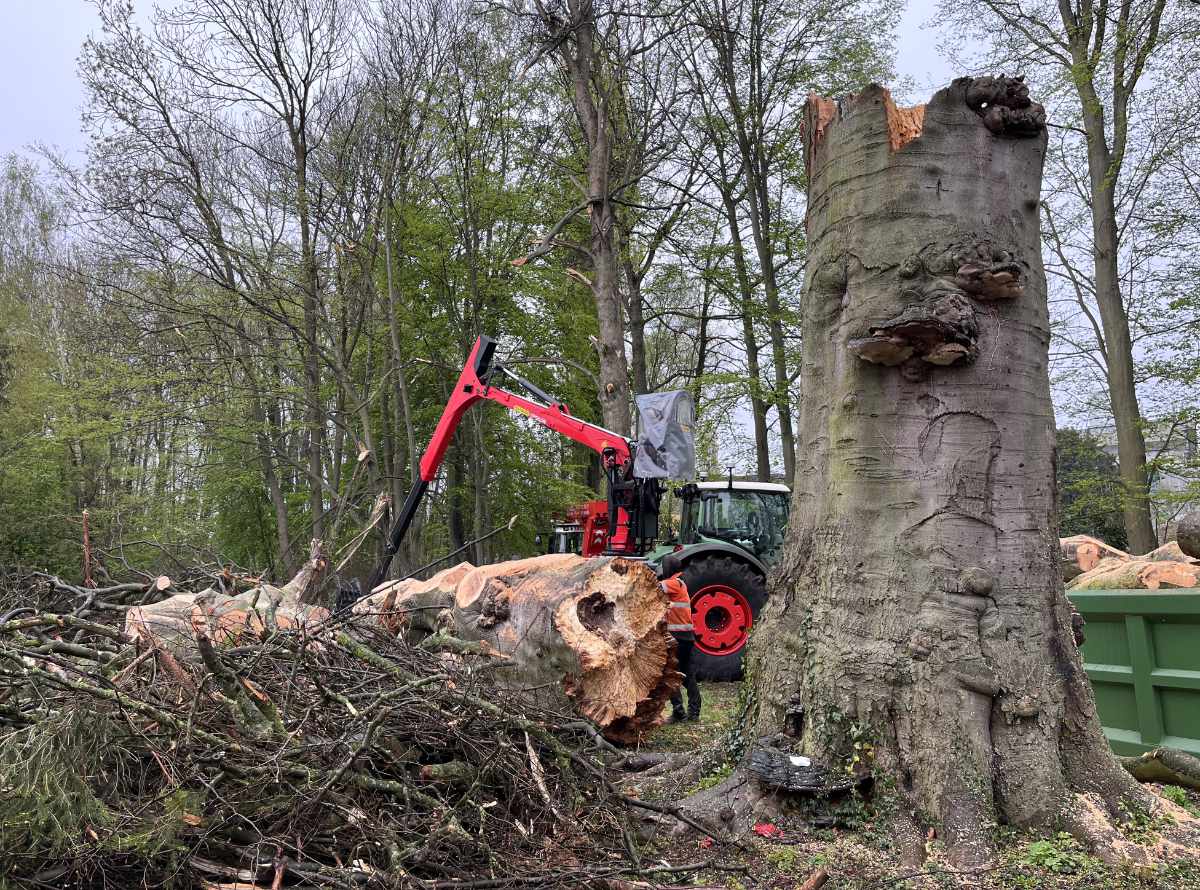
[837,77,1044,374]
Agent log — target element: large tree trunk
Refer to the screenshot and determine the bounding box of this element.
[729,79,1153,867]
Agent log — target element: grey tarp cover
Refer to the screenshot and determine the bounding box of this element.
[634,391,696,480]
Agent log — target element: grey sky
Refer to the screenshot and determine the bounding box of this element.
[0,0,100,158]
[0,0,954,160]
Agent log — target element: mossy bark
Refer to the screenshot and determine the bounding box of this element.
[741,78,1149,866]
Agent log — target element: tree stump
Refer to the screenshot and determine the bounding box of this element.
[736,78,1155,867]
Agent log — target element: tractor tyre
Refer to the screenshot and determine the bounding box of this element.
[678,556,769,682]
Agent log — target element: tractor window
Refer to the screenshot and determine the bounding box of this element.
[550,526,584,555]
[692,490,790,561]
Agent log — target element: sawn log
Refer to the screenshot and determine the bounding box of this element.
[355,554,679,743]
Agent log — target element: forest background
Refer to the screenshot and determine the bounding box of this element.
[1,0,1197,581]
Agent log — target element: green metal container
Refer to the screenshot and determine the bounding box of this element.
[1068,590,1200,757]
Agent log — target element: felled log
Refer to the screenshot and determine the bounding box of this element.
[1120,748,1200,791]
[126,540,331,656]
[354,562,476,642]
[1068,557,1200,591]
[1060,535,1129,581]
[1179,513,1200,560]
[356,554,678,743]
[1145,541,1199,564]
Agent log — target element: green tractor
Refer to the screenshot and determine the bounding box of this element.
[548,478,790,680]
[646,480,790,680]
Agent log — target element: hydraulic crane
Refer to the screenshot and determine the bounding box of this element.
[358,335,664,597]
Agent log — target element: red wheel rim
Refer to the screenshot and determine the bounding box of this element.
[691,584,753,656]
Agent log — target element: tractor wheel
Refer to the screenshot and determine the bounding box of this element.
[678,556,768,682]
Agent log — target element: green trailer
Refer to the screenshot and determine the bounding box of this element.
[1068,589,1200,758]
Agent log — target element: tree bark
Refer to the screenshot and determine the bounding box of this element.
[727,79,1152,867]
[354,555,679,743]
[625,253,650,396]
[557,0,633,437]
[1178,513,1200,559]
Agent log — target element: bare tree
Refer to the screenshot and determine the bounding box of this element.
[508,0,674,436]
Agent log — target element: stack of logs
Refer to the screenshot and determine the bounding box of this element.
[1062,515,1200,590]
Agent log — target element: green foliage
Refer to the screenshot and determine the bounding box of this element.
[1161,785,1200,817]
[0,0,903,587]
[1056,427,1129,550]
[763,844,803,872]
[0,710,118,866]
[1019,832,1094,874]
[690,761,733,793]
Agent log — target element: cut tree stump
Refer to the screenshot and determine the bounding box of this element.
[356,554,679,743]
[727,76,1165,868]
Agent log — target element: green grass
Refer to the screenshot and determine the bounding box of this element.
[644,680,741,753]
[637,681,1200,889]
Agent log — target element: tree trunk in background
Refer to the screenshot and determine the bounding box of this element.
[559,0,632,437]
[625,255,649,395]
[588,150,633,437]
[1052,0,1166,555]
[744,170,796,483]
[447,451,466,551]
[733,79,1148,867]
[1076,99,1156,553]
[722,194,772,481]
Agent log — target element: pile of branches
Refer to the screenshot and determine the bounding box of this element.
[0,570,713,890]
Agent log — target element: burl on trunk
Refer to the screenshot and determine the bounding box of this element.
[733,78,1161,866]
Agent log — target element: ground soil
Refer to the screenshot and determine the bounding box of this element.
[630,682,1200,890]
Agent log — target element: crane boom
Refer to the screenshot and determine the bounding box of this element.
[362,336,649,596]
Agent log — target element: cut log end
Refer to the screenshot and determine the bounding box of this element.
[358,554,680,743]
[556,560,678,741]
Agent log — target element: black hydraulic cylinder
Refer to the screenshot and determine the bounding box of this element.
[365,478,429,594]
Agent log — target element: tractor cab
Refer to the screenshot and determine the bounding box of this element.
[676,481,791,565]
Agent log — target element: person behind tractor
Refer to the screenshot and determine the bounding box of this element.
[662,575,701,722]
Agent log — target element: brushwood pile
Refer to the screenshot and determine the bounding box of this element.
[0,564,666,889]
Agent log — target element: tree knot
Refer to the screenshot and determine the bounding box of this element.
[848,287,978,368]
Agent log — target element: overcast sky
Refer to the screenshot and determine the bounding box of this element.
[0,0,954,160]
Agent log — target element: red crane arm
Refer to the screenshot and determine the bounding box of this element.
[418,337,632,482]
[364,335,632,594]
